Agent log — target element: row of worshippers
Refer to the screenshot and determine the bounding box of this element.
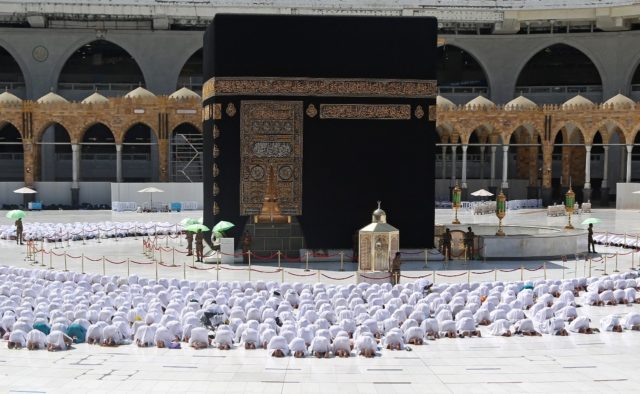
[1,265,640,357]
[0,220,180,242]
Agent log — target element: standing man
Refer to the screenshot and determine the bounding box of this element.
[442,228,452,261]
[391,252,402,285]
[242,230,252,264]
[195,229,204,262]
[185,230,194,256]
[464,227,475,260]
[588,223,596,253]
[15,218,23,245]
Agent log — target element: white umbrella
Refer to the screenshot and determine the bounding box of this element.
[13,187,37,194]
[471,189,494,197]
[138,187,164,206]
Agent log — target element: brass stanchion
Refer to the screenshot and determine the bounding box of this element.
[317,269,321,282]
[452,183,461,224]
[49,251,53,270]
[127,258,130,277]
[281,268,284,283]
[277,251,281,269]
[102,256,106,276]
[496,190,507,236]
[81,253,85,274]
[64,253,68,272]
[614,252,619,272]
[155,259,158,281]
[520,264,524,281]
[603,254,608,275]
[588,256,592,277]
[564,185,575,229]
[467,269,470,284]
[305,252,310,271]
[544,262,547,280]
[248,251,252,281]
[424,249,428,269]
[339,252,344,272]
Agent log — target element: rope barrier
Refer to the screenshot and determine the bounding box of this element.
[188,265,217,271]
[250,267,282,274]
[436,271,468,278]
[359,273,392,279]
[524,265,544,271]
[285,271,317,277]
[498,268,520,273]
[399,273,433,279]
[321,273,355,280]
[470,270,495,275]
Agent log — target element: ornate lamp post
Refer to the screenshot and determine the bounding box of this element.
[452,182,461,224]
[495,190,506,236]
[565,184,575,230]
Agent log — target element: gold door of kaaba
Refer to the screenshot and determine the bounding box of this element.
[239,101,303,216]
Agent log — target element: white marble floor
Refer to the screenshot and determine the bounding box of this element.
[1,208,640,393]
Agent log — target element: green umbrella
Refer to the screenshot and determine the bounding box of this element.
[213,221,235,234]
[581,218,602,225]
[197,217,203,224]
[180,218,199,226]
[185,224,210,232]
[6,210,26,220]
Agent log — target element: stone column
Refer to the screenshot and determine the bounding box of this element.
[626,144,633,183]
[22,141,37,207]
[601,146,610,206]
[583,145,592,203]
[71,143,80,208]
[490,146,496,187]
[461,144,468,189]
[501,145,509,190]
[451,145,457,184]
[441,146,447,180]
[116,144,123,183]
[158,139,169,182]
[541,143,553,206]
[480,146,485,180]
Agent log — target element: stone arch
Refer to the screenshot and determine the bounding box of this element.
[504,122,542,145]
[0,41,30,98]
[55,39,146,99]
[437,44,490,93]
[38,122,72,182]
[177,48,203,91]
[515,43,603,90]
[80,122,117,182]
[170,122,203,182]
[35,120,73,144]
[119,120,159,143]
[78,121,117,143]
[589,119,628,144]
[122,122,158,182]
[551,121,588,144]
[0,121,24,182]
[624,50,640,90]
[0,120,23,138]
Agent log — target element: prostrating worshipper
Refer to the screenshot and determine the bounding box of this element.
[599,290,617,306]
[583,292,603,306]
[309,335,331,358]
[622,312,640,330]
[241,328,259,349]
[267,335,290,357]
[86,322,107,345]
[404,326,426,345]
[289,337,307,358]
[189,327,210,349]
[135,324,158,347]
[488,319,512,337]
[567,316,598,334]
[542,317,569,336]
[154,326,174,348]
[46,330,74,351]
[332,331,352,358]
[214,325,234,350]
[512,319,541,336]
[421,318,440,340]
[456,317,481,338]
[101,325,123,347]
[7,329,27,349]
[355,333,377,358]
[26,329,47,350]
[600,315,623,333]
[439,320,457,338]
[66,322,87,344]
[383,328,405,350]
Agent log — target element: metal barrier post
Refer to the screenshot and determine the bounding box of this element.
[277,251,281,269]
[49,251,53,270]
[632,249,635,270]
[317,269,321,282]
[64,253,68,272]
[520,264,524,281]
[127,258,130,277]
[494,269,497,282]
[82,230,86,245]
[159,247,163,264]
[603,254,608,275]
[575,256,578,278]
[340,252,344,272]
[467,269,470,284]
[305,252,310,271]
[589,257,592,277]
[432,270,436,284]
[40,247,45,267]
[216,253,220,281]
[97,229,101,243]
[155,259,158,281]
[102,256,106,276]
[614,252,619,272]
[81,253,85,273]
[281,268,284,283]
[544,262,547,280]
[183,257,186,280]
[248,251,252,281]
[172,247,176,267]
[424,249,428,269]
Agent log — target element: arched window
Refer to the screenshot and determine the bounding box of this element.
[81,123,116,181]
[0,46,26,98]
[0,123,23,182]
[170,123,202,182]
[58,40,145,100]
[122,123,158,182]
[177,48,203,92]
[437,45,488,95]
[39,123,72,181]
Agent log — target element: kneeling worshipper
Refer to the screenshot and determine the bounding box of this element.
[600,315,623,332]
[267,335,290,357]
[488,319,512,337]
[86,322,107,345]
[46,330,73,351]
[513,319,541,336]
[355,332,377,358]
[404,326,425,345]
[289,337,307,358]
[135,324,158,347]
[189,327,210,349]
[421,318,440,340]
[456,317,481,338]
[27,329,47,350]
[439,320,457,338]
[241,328,259,349]
[383,328,405,350]
[154,326,175,348]
[623,312,640,330]
[567,316,598,334]
[542,317,569,336]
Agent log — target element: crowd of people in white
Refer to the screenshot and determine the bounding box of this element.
[2,265,640,357]
[0,221,181,242]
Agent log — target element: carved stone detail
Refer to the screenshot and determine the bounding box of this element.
[319,104,411,120]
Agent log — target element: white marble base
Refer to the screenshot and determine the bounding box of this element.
[480,230,588,259]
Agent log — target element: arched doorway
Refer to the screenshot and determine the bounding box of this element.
[170,123,202,182]
[0,122,23,181]
[39,123,72,181]
[57,40,145,100]
[122,123,158,182]
[81,123,116,181]
[437,45,488,103]
[177,48,203,92]
[509,126,542,199]
[516,44,602,104]
[0,46,26,98]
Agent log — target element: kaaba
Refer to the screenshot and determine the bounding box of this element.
[202,14,437,252]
